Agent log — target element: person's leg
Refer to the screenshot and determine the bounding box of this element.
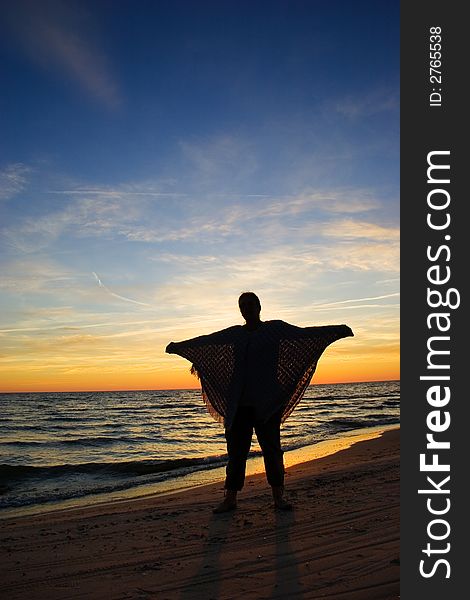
[213,407,253,513]
[255,411,292,510]
[225,407,254,490]
[254,411,284,487]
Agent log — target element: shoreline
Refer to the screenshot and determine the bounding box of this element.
[1,427,400,599]
[1,423,399,521]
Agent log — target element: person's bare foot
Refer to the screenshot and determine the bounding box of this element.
[212,490,237,514]
[274,496,293,511]
[272,485,293,511]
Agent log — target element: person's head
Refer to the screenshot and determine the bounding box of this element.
[238,291,261,323]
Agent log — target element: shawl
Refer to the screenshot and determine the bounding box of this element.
[166,320,353,429]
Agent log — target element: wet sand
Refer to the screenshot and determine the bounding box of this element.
[1,428,399,599]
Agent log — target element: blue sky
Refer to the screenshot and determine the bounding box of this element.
[0,0,399,390]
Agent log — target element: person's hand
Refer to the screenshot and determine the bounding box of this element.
[165,342,176,353]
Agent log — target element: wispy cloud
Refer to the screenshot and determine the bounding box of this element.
[322,219,399,241]
[92,272,151,306]
[334,88,399,119]
[309,293,400,308]
[179,135,258,182]
[2,192,144,252]
[150,242,399,326]
[4,0,121,109]
[219,190,380,225]
[0,257,75,293]
[2,181,388,251]
[49,189,188,198]
[325,241,399,272]
[0,163,31,201]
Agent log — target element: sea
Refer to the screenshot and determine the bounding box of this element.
[0,380,399,517]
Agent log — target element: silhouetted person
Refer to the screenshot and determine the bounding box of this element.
[166,292,353,513]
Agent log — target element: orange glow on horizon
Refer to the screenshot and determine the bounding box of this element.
[0,360,399,393]
[0,329,399,393]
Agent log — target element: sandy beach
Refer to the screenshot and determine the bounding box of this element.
[1,428,399,599]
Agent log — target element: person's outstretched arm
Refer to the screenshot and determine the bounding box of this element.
[307,324,354,338]
[277,322,353,340]
[165,325,241,354]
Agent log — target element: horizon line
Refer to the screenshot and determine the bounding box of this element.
[0,378,400,394]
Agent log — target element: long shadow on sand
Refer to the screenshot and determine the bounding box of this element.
[179,510,234,600]
[272,509,304,598]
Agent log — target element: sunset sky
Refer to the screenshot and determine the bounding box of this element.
[0,1,399,392]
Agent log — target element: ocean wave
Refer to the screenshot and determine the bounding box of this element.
[0,454,230,484]
[327,416,399,431]
[48,416,103,422]
[0,440,46,447]
[380,399,400,406]
[306,391,399,402]
[0,382,400,512]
